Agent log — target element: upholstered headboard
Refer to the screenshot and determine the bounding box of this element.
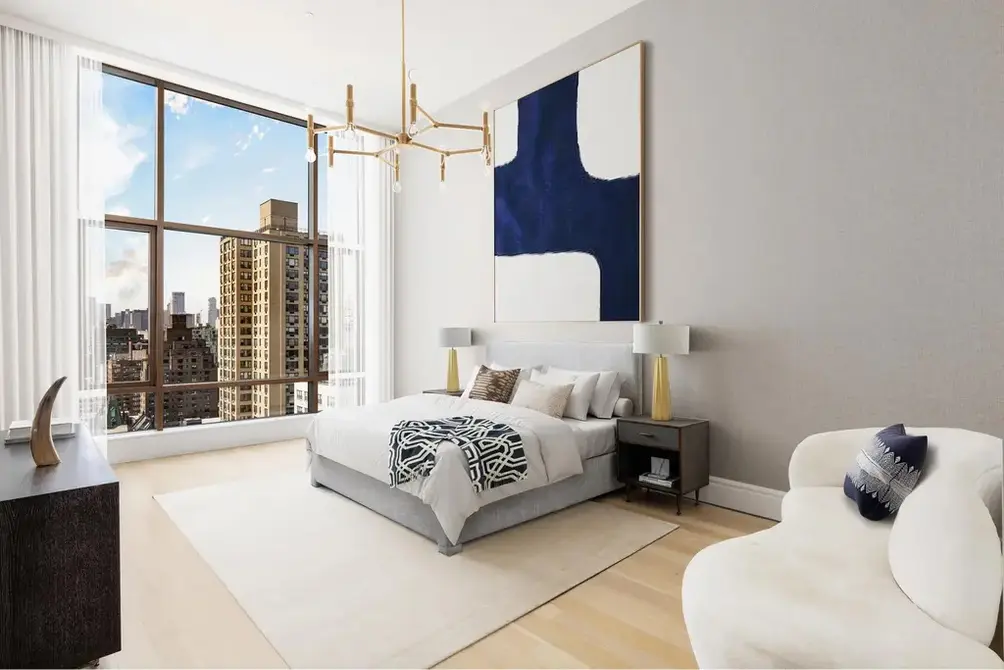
[484,341,642,410]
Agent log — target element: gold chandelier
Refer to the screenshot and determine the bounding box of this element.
[305,0,493,193]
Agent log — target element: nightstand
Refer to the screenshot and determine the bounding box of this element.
[423,388,463,397]
[616,416,710,515]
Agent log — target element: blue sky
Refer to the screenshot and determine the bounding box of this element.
[102,73,325,320]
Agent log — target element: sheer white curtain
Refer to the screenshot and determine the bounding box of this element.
[0,26,106,449]
[324,133,394,409]
[77,56,107,450]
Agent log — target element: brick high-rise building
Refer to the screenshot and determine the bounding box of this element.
[106,325,147,355]
[162,314,218,426]
[218,199,328,420]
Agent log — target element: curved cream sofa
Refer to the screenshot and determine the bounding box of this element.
[682,428,1003,668]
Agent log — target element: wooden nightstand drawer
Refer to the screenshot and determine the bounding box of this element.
[617,421,679,451]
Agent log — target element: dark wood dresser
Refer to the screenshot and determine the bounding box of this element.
[0,429,121,668]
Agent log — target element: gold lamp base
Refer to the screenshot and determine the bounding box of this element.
[651,355,673,421]
[446,348,460,393]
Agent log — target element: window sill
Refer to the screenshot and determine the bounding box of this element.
[107,413,314,465]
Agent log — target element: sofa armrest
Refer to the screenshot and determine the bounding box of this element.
[788,428,876,489]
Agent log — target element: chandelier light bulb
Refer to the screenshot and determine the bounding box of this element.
[439,179,447,192]
[345,125,357,140]
[408,122,418,137]
[305,147,317,163]
[393,180,403,194]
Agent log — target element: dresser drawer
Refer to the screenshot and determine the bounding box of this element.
[617,421,679,451]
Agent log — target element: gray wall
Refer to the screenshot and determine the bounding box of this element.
[395,0,1003,491]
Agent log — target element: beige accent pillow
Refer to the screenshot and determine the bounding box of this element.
[509,380,574,418]
[530,369,600,421]
[546,367,620,418]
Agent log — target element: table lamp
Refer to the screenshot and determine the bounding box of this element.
[438,327,472,393]
[633,322,690,421]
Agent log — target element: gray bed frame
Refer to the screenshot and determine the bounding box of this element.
[308,341,642,555]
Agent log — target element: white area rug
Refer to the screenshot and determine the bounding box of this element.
[156,474,676,668]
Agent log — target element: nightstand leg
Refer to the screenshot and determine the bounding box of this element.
[676,493,681,515]
[695,488,700,506]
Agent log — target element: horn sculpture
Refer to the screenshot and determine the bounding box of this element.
[29,376,67,467]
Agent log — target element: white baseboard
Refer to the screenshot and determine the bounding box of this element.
[107,414,313,465]
[693,476,784,521]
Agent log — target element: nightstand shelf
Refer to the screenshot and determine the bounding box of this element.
[616,416,710,515]
[423,388,463,397]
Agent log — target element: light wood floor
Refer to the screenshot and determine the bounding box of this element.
[106,440,775,669]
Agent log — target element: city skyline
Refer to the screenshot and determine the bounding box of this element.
[101,72,329,314]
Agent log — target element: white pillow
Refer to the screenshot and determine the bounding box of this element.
[509,380,574,418]
[545,367,620,419]
[530,369,599,421]
[888,473,1003,644]
[612,397,634,417]
[461,362,533,401]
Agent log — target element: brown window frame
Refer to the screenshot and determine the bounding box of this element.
[103,65,324,430]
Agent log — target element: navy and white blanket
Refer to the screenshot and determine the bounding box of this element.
[389,416,527,493]
[305,393,583,544]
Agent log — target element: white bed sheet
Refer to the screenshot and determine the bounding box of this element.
[305,394,583,544]
[563,417,618,460]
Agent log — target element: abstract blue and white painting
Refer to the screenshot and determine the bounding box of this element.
[494,43,642,322]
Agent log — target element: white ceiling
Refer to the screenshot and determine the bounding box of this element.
[0,0,646,128]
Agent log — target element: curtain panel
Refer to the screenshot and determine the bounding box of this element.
[324,134,394,410]
[0,25,106,449]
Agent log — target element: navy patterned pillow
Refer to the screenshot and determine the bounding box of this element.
[843,424,928,521]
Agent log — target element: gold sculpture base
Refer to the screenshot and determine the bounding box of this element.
[446,348,460,393]
[651,355,672,421]
[30,376,67,467]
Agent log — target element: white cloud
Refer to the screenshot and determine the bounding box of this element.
[261,167,276,174]
[233,122,271,157]
[173,142,217,180]
[107,204,131,217]
[165,91,191,117]
[182,143,216,172]
[201,215,212,224]
[104,235,149,309]
[89,110,148,201]
[165,92,224,117]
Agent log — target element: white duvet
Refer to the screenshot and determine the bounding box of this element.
[305,393,583,543]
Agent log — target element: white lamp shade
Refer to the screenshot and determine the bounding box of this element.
[633,323,690,355]
[438,327,472,348]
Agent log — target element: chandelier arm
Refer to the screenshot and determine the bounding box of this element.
[408,140,448,154]
[415,104,439,126]
[446,147,486,156]
[332,148,381,157]
[408,123,435,139]
[352,123,400,141]
[434,121,485,132]
[374,143,400,157]
[378,154,396,169]
[313,124,347,137]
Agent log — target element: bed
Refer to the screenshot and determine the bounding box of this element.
[305,341,641,554]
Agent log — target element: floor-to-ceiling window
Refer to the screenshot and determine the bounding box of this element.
[101,66,327,432]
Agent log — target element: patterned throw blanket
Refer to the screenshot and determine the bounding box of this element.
[388,416,528,493]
